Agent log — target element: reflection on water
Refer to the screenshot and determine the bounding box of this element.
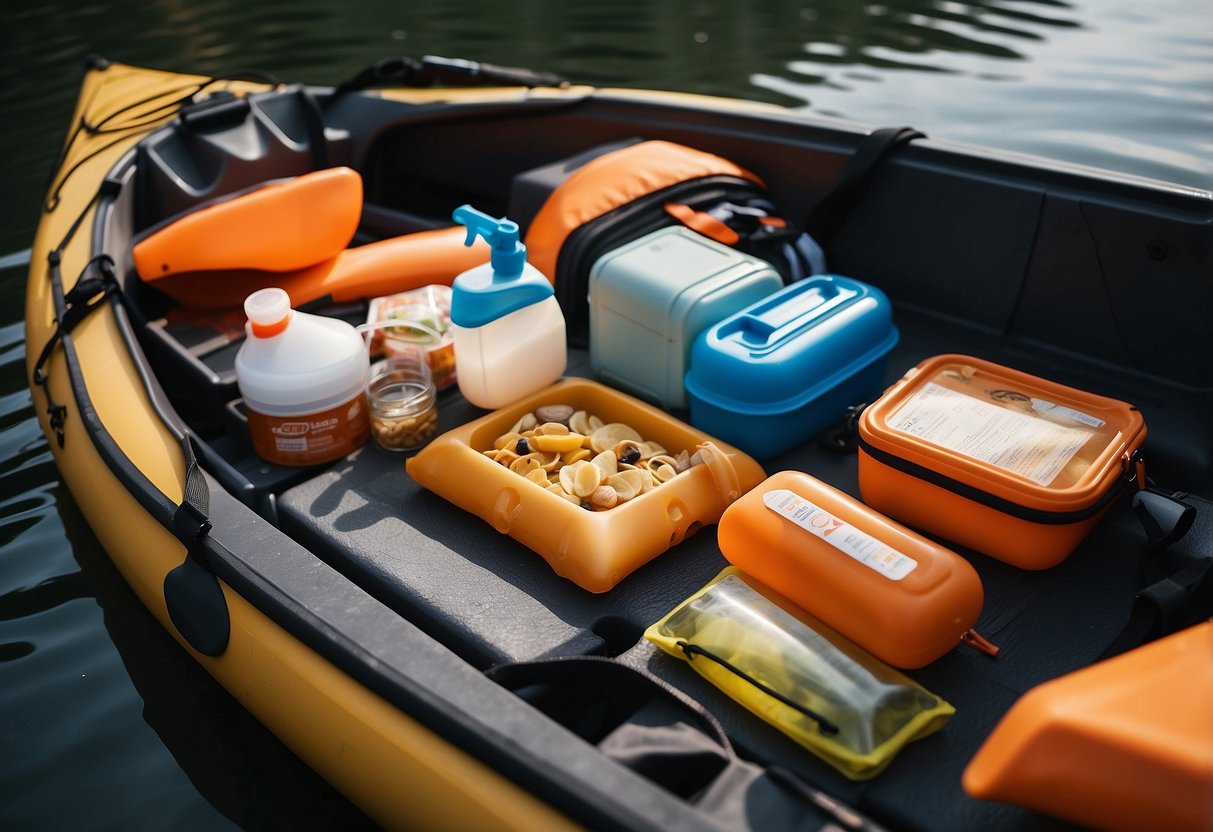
[0,1,1210,829]
[2,0,1210,254]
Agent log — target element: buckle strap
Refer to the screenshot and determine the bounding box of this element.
[805,125,925,246]
[32,255,119,447]
[164,455,228,657]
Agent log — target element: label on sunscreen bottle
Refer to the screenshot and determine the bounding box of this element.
[763,488,918,581]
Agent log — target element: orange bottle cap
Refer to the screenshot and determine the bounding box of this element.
[245,287,292,338]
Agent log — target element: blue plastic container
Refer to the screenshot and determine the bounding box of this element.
[685,275,898,459]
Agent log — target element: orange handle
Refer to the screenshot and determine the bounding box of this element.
[315,228,489,304]
[147,226,490,309]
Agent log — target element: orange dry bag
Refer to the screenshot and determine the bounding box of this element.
[963,620,1213,832]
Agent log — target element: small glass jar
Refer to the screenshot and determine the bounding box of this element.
[367,353,438,452]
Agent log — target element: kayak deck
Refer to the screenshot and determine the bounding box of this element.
[260,313,1158,830]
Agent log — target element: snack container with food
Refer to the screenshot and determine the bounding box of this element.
[857,354,1147,569]
[366,285,457,391]
[406,378,766,592]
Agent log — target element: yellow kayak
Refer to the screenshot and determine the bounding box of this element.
[26,58,1213,832]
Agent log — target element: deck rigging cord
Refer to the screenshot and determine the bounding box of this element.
[32,62,249,653]
[44,63,282,212]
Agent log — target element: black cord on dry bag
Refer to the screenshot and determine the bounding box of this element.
[677,641,840,735]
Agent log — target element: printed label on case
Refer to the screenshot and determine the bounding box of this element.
[763,489,917,581]
[888,382,1094,486]
[1029,397,1106,428]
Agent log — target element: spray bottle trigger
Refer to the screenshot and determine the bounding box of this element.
[451,204,526,278]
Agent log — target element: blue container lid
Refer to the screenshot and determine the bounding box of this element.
[685,275,899,414]
[449,204,554,328]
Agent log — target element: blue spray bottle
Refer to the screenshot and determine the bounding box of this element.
[449,205,567,408]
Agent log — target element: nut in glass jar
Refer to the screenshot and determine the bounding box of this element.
[367,353,438,452]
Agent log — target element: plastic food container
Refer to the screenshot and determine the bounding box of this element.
[366,285,457,391]
[717,470,986,669]
[857,355,1147,570]
[685,274,898,459]
[406,378,766,593]
[589,226,783,409]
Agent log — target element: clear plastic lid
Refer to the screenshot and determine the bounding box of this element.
[860,355,1146,511]
[886,362,1123,490]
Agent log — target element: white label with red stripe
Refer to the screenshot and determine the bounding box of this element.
[763,489,918,581]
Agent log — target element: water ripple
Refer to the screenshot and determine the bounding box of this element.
[0,573,92,623]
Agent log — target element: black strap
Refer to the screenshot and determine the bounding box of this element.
[804,126,925,246]
[32,254,119,447]
[330,54,568,99]
[677,641,839,735]
[164,444,229,656]
[1101,490,1213,659]
[37,153,229,655]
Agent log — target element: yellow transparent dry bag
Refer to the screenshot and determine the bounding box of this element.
[645,567,955,780]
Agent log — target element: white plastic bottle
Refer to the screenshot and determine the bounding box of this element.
[235,287,370,466]
[449,205,566,409]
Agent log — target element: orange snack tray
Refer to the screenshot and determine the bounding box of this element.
[405,378,766,593]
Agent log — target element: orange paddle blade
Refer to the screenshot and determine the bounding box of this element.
[132,167,363,279]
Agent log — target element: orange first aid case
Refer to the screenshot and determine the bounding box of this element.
[406,378,766,593]
[716,470,985,669]
[858,355,1146,569]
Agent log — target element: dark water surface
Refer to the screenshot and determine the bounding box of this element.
[1,1,1210,829]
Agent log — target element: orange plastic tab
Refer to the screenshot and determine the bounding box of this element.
[524,141,764,284]
[964,620,1213,832]
[406,378,766,593]
[133,167,363,279]
[717,470,984,669]
[663,202,741,245]
[146,226,490,309]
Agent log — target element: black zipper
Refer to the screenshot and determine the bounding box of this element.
[555,174,767,347]
[857,434,1139,525]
